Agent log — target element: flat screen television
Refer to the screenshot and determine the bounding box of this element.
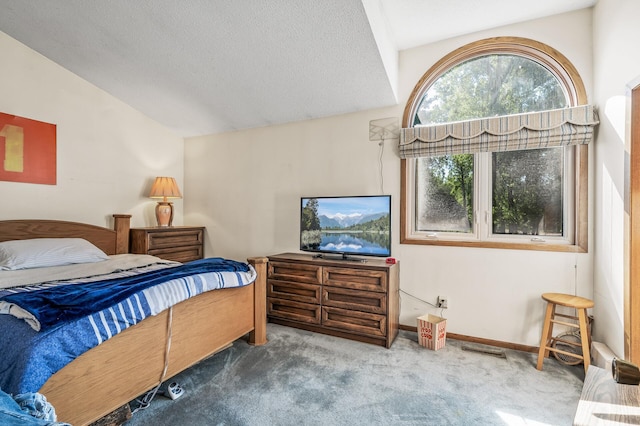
[300,195,391,259]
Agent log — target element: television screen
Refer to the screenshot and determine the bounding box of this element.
[300,195,391,258]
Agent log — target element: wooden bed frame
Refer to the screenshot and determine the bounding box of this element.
[0,215,267,425]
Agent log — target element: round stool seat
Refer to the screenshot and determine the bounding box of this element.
[541,293,594,309]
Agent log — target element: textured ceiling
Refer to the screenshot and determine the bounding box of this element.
[0,0,596,137]
[379,0,597,50]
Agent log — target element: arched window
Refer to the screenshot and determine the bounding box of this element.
[400,37,598,252]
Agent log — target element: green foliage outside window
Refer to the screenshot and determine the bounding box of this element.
[492,149,563,235]
[415,55,567,125]
[417,155,473,232]
[414,54,568,236]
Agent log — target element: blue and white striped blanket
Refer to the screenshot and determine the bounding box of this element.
[0,256,256,395]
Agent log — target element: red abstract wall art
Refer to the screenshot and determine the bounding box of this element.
[0,112,56,185]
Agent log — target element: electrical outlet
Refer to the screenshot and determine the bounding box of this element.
[437,296,448,309]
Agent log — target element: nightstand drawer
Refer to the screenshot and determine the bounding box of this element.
[146,229,203,249]
[148,245,203,263]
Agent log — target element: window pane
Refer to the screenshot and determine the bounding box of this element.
[416,155,474,233]
[415,54,569,126]
[492,148,563,236]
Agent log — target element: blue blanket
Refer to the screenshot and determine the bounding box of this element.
[1,257,249,331]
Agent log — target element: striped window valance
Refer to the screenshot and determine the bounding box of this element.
[399,105,599,159]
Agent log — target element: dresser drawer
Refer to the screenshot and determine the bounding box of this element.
[268,279,321,304]
[323,267,387,292]
[268,297,321,325]
[146,229,203,249]
[322,306,386,337]
[322,286,387,315]
[268,262,322,285]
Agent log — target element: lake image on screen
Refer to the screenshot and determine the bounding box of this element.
[301,197,390,256]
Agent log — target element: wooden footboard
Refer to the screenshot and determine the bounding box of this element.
[40,257,267,426]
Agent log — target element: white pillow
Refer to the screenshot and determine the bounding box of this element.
[0,238,109,271]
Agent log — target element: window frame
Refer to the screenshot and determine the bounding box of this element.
[484,148,575,244]
[400,37,589,253]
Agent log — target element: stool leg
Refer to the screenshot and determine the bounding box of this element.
[578,308,591,373]
[537,302,555,370]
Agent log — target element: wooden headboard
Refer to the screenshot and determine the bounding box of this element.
[0,214,132,255]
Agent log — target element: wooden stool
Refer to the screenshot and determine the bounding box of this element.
[536,292,594,373]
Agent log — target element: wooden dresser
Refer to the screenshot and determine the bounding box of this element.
[130,226,204,262]
[266,252,399,348]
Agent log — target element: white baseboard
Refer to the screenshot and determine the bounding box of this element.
[591,341,617,371]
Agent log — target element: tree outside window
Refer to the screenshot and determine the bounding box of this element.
[402,37,589,251]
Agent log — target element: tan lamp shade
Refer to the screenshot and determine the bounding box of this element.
[149,177,182,226]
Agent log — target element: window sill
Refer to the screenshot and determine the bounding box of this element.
[400,235,587,253]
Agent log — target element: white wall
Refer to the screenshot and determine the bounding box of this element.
[591,0,640,358]
[396,9,594,346]
[185,10,594,346]
[185,106,401,259]
[0,31,184,229]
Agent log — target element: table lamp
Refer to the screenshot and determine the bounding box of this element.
[149,176,182,227]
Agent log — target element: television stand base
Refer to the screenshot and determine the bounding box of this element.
[312,253,367,262]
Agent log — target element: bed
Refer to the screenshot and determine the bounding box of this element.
[0,214,267,425]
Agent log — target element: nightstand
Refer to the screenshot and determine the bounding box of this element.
[129,226,205,262]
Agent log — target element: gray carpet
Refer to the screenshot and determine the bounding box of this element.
[125,323,584,425]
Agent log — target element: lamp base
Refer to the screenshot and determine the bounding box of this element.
[155,202,174,227]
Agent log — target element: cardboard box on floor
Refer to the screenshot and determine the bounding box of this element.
[417,314,447,350]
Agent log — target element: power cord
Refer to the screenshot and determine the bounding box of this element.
[369,117,398,195]
[131,306,174,414]
[378,139,385,194]
[574,254,578,296]
[400,288,446,318]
